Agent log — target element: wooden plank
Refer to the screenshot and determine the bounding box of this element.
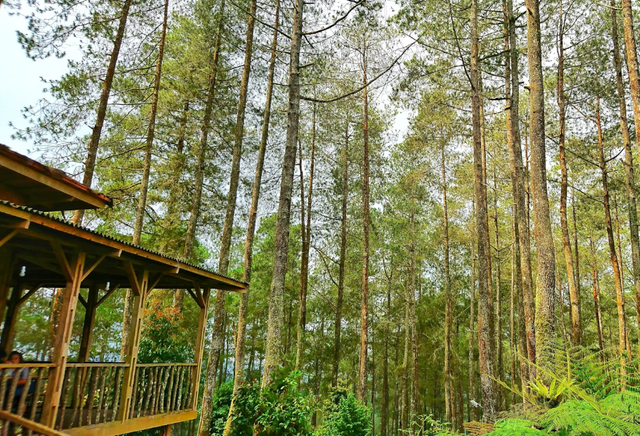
[0,249,14,351]
[0,410,70,436]
[81,256,105,281]
[116,267,148,421]
[190,288,210,409]
[63,410,197,436]
[78,285,99,362]
[0,285,23,354]
[41,251,86,427]
[0,229,18,249]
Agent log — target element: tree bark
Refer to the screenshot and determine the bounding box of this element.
[332,113,349,387]
[296,103,316,370]
[471,0,497,420]
[596,98,630,376]
[469,239,479,421]
[526,0,556,372]
[183,0,225,262]
[262,0,303,388]
[590,239,606,356]
[443,145,455,428]
[557,0,581,347]
[381,266,391,436]
[409,209,419,427]
[505,0,536,382]
[611,0,640,354]
[73,0,134,225]
[358,40,370,402]
[133,0,170,246]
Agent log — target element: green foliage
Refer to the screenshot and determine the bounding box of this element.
[209,382,234,436]
[227,368,313,436]
[316,386,371,436]
[137,299,194,363]
[487,419,547,435]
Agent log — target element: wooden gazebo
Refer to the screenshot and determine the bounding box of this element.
[0,145,247,436]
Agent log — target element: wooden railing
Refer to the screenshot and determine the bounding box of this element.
[129,363,196,419]
[0,364,54,428]
[0,362,196,432]
[56,363,127,430]
[0,411,68,436]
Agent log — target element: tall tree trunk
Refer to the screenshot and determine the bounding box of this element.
[596,98,629,378]
[358,41,371,402]
[381,267,391,436]
[262,0,303,388]
[332,113,349,387]
[401,292,410,430]
[443,145,454,427]
[221,2,279,434]
[505,0,536,382]
[133,0,170,245]
[409,209,419,426]
[471,0,497,420]
[493,164,503,411]
[193,2,235,435]
[526,0,556,372]
[469,240,479,421]
[557,0,581,347]
[611,0,640,354]
[183,0,225,263]
[509,207,518,405]
[590,239,606,355]
[73,0,134,225]
[296,104,316,370]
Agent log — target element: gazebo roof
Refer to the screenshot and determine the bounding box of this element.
[0,201,247,292]
[0,144,112,211]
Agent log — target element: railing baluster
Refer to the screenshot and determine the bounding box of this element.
[86,367,98,425]
[56,368,72,430]
[16,367,33,417]
[0,369,8,411]
[96,368,106,424]
[166,365,175,412]
[27,368,44,435]
[174,367,183,411]
[111,367,122,424]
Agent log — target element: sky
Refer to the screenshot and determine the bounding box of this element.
[0,7,69,157]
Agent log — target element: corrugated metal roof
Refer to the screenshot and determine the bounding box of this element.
[0,200,247,287]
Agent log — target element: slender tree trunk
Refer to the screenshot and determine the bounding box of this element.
[221,3,279,434]
[510,207,517,405]
[358,41,370,402]
[381,268,391,436]
[611,0,640,354]
[505,0,536,382]
[296,104,316,370]
[493,164,503,411]
[262,0,304,388]
[596,98,629,378]
[401,293,410,430]
[133,0,170,245]
[443,145,454,427]
[183,0,225,262]
[73,0,134,225]
[590,239,606,355]
[409,209,419,427]
[557,1,581,347]
[332,113,349,387]
[471,0,497,420]
[526,0,556,372]
[469,240,479,421]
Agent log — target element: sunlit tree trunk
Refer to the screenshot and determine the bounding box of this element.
[73,0,134,225]
[443,144,455,428]
[596,98,629,379]
[262,0,304,388]
[526,0,556,372]
[358,40,370,402]
[296,104,316,370]
[332,113,349,387]
[557,0,581,347]
[471,0,497,419]
[611,0,640,354]
[221,2,279,434]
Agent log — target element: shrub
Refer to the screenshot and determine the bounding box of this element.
[317,387,371,436]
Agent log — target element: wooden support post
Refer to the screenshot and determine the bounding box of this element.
[190,287,211,410]
[163,424,172,436]
[117,265,149,422]
[41,251,86,427]
[0,248,13,337]
[0,284,21,354]
[78,285,99,362]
